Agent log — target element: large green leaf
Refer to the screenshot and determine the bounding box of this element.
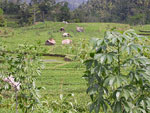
[94,100,100,113]
[107,54,113,63]
[100,54,107,64]
[113,101,122,113]
[84,59,94,69]
[94,54,102,60]
[87,84,99,95]
[97,39,104,46]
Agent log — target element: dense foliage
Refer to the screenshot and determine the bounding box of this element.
[0,42,44,112]
[84,30,150,113]
[0,0,71,26]
[74,0,150,24]
[2,0,150,25]
[56,0,88,10]
[0,8,7,27]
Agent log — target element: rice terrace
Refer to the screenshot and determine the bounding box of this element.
[1,0,150,113]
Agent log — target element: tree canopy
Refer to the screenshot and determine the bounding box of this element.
[1,0,150,25]
[74,0,150,24]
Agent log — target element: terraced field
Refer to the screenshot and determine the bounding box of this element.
[1,22,150,112]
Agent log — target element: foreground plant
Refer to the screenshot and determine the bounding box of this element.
[50,93,86,113]
[0,43,44,113]
[83,29,150,113]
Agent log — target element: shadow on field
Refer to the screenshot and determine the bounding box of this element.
[2,50,72,62]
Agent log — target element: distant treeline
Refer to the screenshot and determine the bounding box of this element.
[0,0,150,25]
[75,0,150,25]
[0,0,71,26]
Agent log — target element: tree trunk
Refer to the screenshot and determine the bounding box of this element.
[33,7,36,24]
[42,11,45,23]
[15,90,18,113]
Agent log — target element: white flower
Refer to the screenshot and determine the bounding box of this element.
[116,92,120,99]
[109,79,113,86]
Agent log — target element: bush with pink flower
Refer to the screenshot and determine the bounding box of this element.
[3,75,21,91]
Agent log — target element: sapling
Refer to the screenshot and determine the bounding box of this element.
[83,29,150,113]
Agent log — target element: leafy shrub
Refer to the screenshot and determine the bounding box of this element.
[0,8,3,15]
[0,16,7,27]
[71,39,91,62]
[0,43,44,113]
[83,29,150,113]
[7,21,19,28]
[18,7,33,26]
[50,93,87,113]
[127,14,145,25]
[0,8,7,27]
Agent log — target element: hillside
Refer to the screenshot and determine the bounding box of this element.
[1,21,150,112]
[0,22,132,53]
[0,21,147,54]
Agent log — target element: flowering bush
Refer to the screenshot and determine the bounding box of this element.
[0,43,44,113]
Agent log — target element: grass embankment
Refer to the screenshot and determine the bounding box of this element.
[0,22,150,112]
